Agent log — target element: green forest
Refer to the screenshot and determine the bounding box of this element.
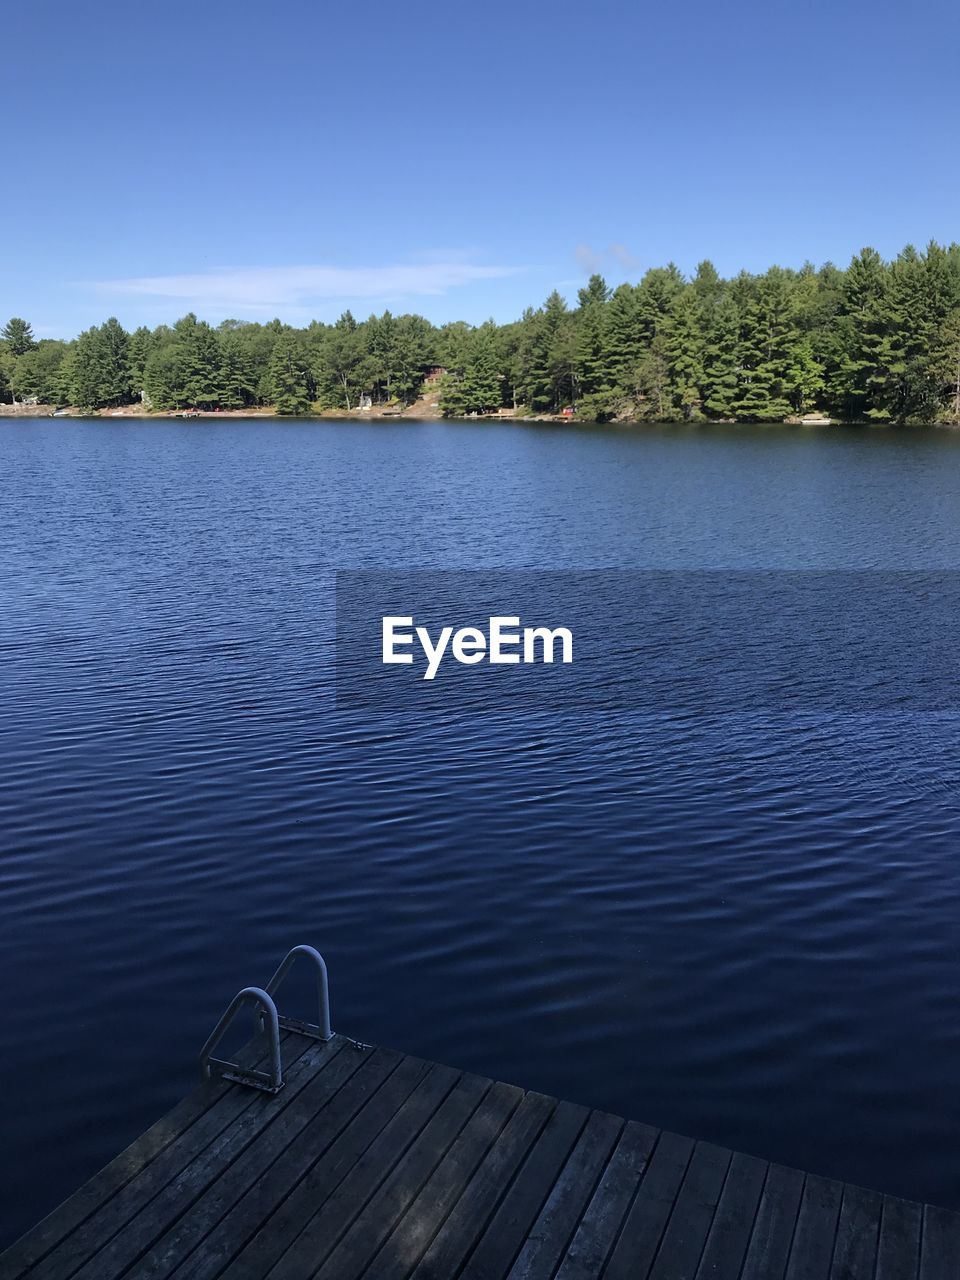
[4,241,960,423]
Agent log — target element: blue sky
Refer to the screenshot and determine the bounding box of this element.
[4,0,958,336]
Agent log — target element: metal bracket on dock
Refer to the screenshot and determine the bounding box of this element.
[198,986,284,1094]
[198,946,334,1094]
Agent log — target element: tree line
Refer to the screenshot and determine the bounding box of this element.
[3,241,960,423]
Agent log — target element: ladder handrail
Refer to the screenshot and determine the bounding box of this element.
[264,944,333,1041]
[198,986,283,1093]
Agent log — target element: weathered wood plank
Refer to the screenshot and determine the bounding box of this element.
[360,1081,525,1279]
[6,1031,960,1280]
[829,1184,883,1280]
[227,1063,461,1280]
[739,1164,805,1280]
[647,1141,732,1280]
[185,1052,434,1280]
[875,1195,922,1280]
[136,1045,406,1280]
[785,1174,844,1280]
[605,1130,696,1280]
[695,1151,768,1280]
[410,1091,558,1280]
[0,1032,304,1279]
[457,1100,588,1280]
[282,1071,490,1280]
[919,1204,960,1280]
[61,1039,358,1280]
[506,1109,624,1280]
[29,1035,328,1280]
[553,1121,659,1280]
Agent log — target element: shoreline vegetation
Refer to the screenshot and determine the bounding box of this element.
[4,241,960,426]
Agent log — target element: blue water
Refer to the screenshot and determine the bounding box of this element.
[2,417,960,1246]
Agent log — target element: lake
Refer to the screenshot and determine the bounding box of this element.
[2,416,960,1247]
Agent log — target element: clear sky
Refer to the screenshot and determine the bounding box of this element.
[4,0,958,336]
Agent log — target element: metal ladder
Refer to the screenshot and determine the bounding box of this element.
[198,944,333,1094]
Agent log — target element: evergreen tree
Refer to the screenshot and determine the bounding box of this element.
[635,334,671,420]
[664,287,705,418]
[171,314,225,408]
[127,326,154,398]
[144,344,190,409]
[70,318,132,409]
[11,238,960,423]
[460,322,502,413]
[219,331,257,408]
[702,294,741,418]
[936,310,960,424]
[832,248,892,420]
[10,340,68,404]
[268,330,311,414]
[1,317,36,355]
[312,311,372,409]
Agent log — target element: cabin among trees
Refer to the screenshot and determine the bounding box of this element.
[3,241,960,422]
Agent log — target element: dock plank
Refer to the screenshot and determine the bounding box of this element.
[227,1063,461,1280]
[829,1185,883,1280]
[875,1196,922,1280]
[193,1053,435,1280]
[553,1120,659,1280]
[506,1109,624,1279]
[648,1140,732,1280]
[695,1151,768,1280]
[3,1030,959,1280]
[62,1038,357,1280]
[605,1129,696,1280]
[361,1081,525,1279]
[135,1046,405,1279]
[410,1091,558,1280]
[457,1100,589,1280]
[919,1205,960,1280]
[0,1032,304,1280]
[785,1174,844,1280]
[739,1164,806,1280]
[279,1070,491,1280]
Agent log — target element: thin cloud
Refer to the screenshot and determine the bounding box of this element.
[90,260,522,312]
[572,242,642,276]
[609,242,639,270]
[574,243,604,274]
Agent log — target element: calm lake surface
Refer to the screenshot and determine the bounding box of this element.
[3,417,960,1244]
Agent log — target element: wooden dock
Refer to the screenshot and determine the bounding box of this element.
[2,1030,958,1280]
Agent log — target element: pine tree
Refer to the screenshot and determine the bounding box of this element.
[635,333,672,420]
[702,294,741,418]
[735,270,803,421]
[70,318,132,408]
[525,292,575,412]
[127,326,153,398]
[601,284,644,400]
[171,315,225,409]
[832,248,892,421]
[936,310,960,424]
[1,317,36,355]
[219,331,256,408]
[664,287,705,418]
[268,330,311,414]
[460,322,502,413]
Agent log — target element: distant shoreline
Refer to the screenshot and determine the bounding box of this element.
[1,403,952,428]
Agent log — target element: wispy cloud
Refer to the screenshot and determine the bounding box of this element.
[574,243,604,274]
[609,242,639,270]
[90,260,522,314]
[571,242,642,277]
